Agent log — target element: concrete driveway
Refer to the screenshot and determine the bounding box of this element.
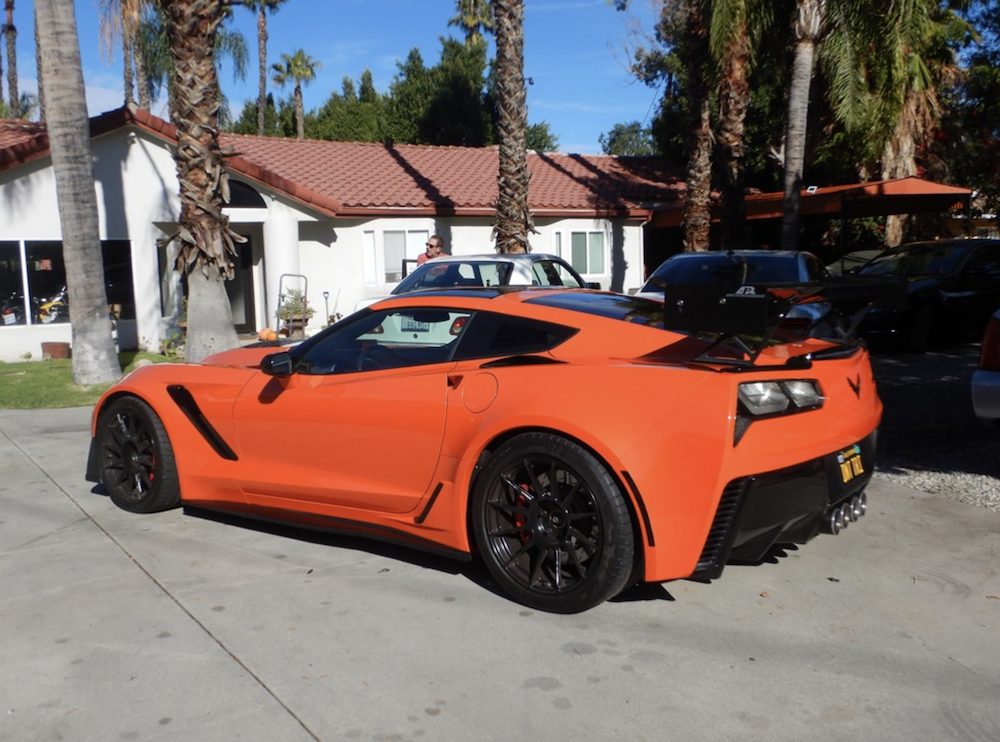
[1,406,997,742]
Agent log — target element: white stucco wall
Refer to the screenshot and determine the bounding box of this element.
[1,127,647,362]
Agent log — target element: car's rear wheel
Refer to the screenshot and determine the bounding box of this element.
[472,433,634,613]
[96,396,181,513]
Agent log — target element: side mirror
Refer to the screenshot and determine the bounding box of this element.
[260,351,294,377]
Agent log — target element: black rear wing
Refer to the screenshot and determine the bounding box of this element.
[660,276,904,366]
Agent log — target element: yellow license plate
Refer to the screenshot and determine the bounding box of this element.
[838,444,865,484]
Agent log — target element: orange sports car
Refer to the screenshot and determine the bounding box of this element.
[87,288,881,613]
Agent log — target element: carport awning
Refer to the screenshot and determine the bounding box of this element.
[650,176,972,227]
[744,176,973,220]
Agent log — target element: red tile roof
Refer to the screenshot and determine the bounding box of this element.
[1,107,685,220]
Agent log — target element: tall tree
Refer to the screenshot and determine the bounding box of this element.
[781,0,826,251]
[711,0,769,250]
[271,48,320,139]
[99,0,152,109]
[449,0,494,47]
[245,0,288,136]
[34,0,121,385]
[492,0,532,253]
[4,0,17,113]
[156,0,243,361]
[600,121,657,156]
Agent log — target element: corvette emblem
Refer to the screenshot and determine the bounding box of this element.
[847,374,861,398]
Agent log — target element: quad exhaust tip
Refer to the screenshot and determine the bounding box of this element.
[826,492,867,535]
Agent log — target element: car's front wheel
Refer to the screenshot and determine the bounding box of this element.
[472,433,634,613]
[96,396,181,513]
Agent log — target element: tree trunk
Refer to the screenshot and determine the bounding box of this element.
[716,28,751,251]
[159,0,240,362]
[122,24,135,107]
[492,0,533,254]
[35,0,120,386]
[5,2,17,114]
[681,0,712,253]
[136,43,150,110]
[294,82,303,139]
[33,3,44,118]
[257,5,267,136]
[781,0,825,252]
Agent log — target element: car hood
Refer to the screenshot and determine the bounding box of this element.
[201,343,297,369]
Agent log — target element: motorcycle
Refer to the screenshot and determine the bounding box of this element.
[1,290,25,326]
[36,285,69,324]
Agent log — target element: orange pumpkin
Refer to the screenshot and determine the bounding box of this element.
[258,328,278,342]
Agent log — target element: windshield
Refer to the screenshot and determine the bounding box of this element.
[859,243,966,278]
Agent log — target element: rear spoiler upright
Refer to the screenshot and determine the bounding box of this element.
[660,276,905,366]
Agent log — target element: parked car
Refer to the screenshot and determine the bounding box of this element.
[356,253,598,310]
[855,238,1000,352]
[638,249,841,338]
[86,287,881,613]
[972,308,1000,426]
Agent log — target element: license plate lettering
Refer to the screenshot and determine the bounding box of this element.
[838,445,864,484]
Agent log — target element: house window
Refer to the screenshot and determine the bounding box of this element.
[568,231,605,275]
[0,240,135,327]
[382,230,429,283]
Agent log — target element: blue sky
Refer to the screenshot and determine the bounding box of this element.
[11,0,664,154]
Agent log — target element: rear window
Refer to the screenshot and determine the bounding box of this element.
[394,261,512,292]
[525,293,664,328]
[643,254,802,292]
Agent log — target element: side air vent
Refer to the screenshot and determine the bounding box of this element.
[693,478,748,579]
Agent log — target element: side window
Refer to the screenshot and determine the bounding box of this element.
[963,245,1000,275]
[453,311,577,360]
[532,260,583,287]
[294,308,470,375]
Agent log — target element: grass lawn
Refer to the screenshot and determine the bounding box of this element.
[0,352,176,409]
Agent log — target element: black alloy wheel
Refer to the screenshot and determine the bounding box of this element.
[472,433,634,613]
[97,396,181,513]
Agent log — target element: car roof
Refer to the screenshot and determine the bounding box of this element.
[424,253,565,264]
[664,249,807,260]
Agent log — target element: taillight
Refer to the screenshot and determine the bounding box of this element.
[980,315,1000,372]
[450,316,468,336]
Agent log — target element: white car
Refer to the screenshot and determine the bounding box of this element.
[356,253,597,310]
[972,308,1000,426]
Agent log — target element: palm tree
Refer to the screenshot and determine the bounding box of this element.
[449,0,494,47]
[245,0,288,136]
[136,4,246,116]
[99,0,150,108]
[676,0,713,252]
[34,0,121,385]
[4,0,18,113]
[156,0,243,361]
[492,0,532,254]
[271,49,320,139]
[781,0,826,252]
[711,0,771,251]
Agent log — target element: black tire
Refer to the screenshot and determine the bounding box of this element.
[96,396,181,513]
[472,433,634,613]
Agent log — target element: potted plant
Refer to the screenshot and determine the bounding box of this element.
[278,288,314,335]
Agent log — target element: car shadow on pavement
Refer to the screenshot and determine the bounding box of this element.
[183,506,470,577]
